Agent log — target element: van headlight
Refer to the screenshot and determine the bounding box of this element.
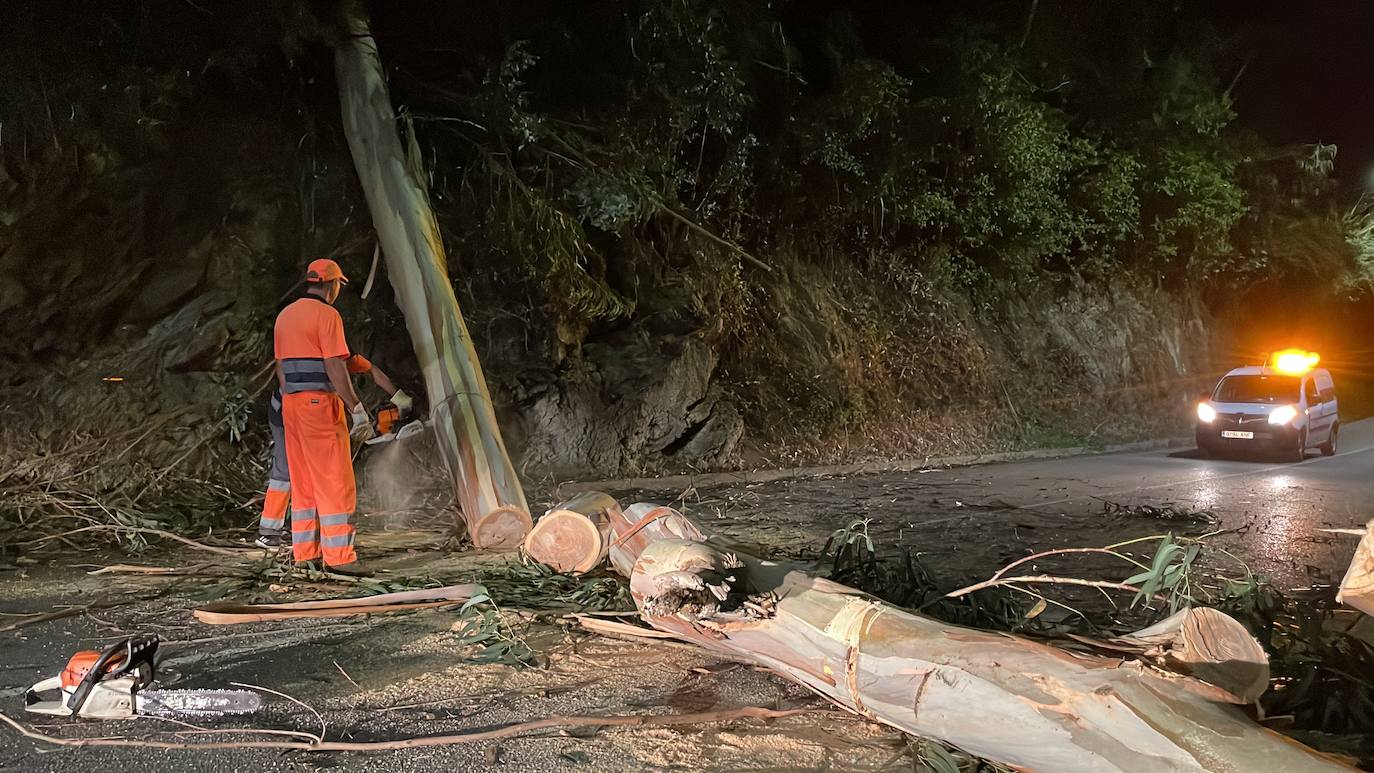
[1268,405,1298,425]
[1196,403,1217,423]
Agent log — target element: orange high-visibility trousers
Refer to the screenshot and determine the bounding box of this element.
[281,391,357,566]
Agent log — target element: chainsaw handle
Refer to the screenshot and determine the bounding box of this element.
[23,676,63,706]
[66,635,159,716]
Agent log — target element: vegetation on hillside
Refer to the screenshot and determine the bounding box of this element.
[1,0,1371,489]
[381,0,1371,442]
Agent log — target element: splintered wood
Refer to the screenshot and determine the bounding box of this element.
[1337,520,1374,616]
[534,493,1348,772]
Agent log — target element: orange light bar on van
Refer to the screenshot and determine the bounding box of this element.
[1271,349,1319,376]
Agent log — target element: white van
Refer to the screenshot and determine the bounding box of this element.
[1195,353,1338,461]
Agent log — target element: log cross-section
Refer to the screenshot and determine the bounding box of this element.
[333,9,530,548]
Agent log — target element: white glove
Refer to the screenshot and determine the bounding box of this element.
[349,404,375,442]
[390,389,414,417]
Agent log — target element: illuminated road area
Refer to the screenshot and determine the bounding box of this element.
[673,420,1374,591]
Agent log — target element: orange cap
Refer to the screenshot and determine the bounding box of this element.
[305,258,348,284]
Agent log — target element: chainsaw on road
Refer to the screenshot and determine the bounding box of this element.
[24,635,261,719]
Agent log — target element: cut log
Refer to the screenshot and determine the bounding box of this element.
[600,500,1348,772]
[607,502,705,574]
[333,8,530,549]
[523,492,621,574]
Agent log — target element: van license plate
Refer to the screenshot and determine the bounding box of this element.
[1221,431,1254,439]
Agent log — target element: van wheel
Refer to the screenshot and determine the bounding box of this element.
[1321,424,1339,457]
[1288,430,1308,463]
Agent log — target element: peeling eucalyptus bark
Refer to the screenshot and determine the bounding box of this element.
[589,499,1349,773]
[333,9,530,548]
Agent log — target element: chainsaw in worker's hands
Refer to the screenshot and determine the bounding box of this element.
[363,402,426,446]
[24,635,261,719]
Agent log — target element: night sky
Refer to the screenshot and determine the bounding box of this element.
[1209,0,1374,190]
[814,0,1374,191]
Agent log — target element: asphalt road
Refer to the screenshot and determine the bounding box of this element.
[4,420,1372,770]
[645,417,1374,592]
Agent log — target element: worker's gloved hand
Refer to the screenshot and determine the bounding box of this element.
[349,404,375,443]
[390,389,414,418]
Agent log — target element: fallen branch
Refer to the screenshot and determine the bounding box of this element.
[985,546,1149,580]
[21,526,249,557]
[0,706,812,751]
[230,681,325,743]
[0,598,135,634]
[945,575,1143,599]
[0,606,94,633]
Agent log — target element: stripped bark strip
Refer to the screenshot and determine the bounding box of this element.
[333,6,530,548]
[193,584,481,624]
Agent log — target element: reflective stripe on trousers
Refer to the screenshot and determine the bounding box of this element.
[258,389,291,537]
[281,390,357,566]
[320,513,355,552]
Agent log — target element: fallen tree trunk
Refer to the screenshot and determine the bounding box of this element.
[333,8,530,549]
[596,498,1348,772]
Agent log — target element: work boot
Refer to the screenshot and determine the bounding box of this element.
[294,559,322,573]
[328,561,371,577]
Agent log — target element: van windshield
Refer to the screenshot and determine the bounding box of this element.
[1213,375,1300,404]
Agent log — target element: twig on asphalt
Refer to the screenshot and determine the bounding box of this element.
[0,602,128,634]
[228,682,325,743]
[334,661,362,690]
[946,575,1142,599]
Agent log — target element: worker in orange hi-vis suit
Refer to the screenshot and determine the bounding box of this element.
[255,353,411,549]
[272,258,381,573]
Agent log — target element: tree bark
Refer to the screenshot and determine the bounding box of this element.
[1337,520,1374,615]
[333,9,530,548]
[593,498,1349,773]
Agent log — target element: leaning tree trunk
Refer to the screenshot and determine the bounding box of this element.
[333,9,530,548]
[597,500,1348,772]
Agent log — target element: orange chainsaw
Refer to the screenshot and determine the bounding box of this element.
[24,635,261,719]
[364,403,426,446]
